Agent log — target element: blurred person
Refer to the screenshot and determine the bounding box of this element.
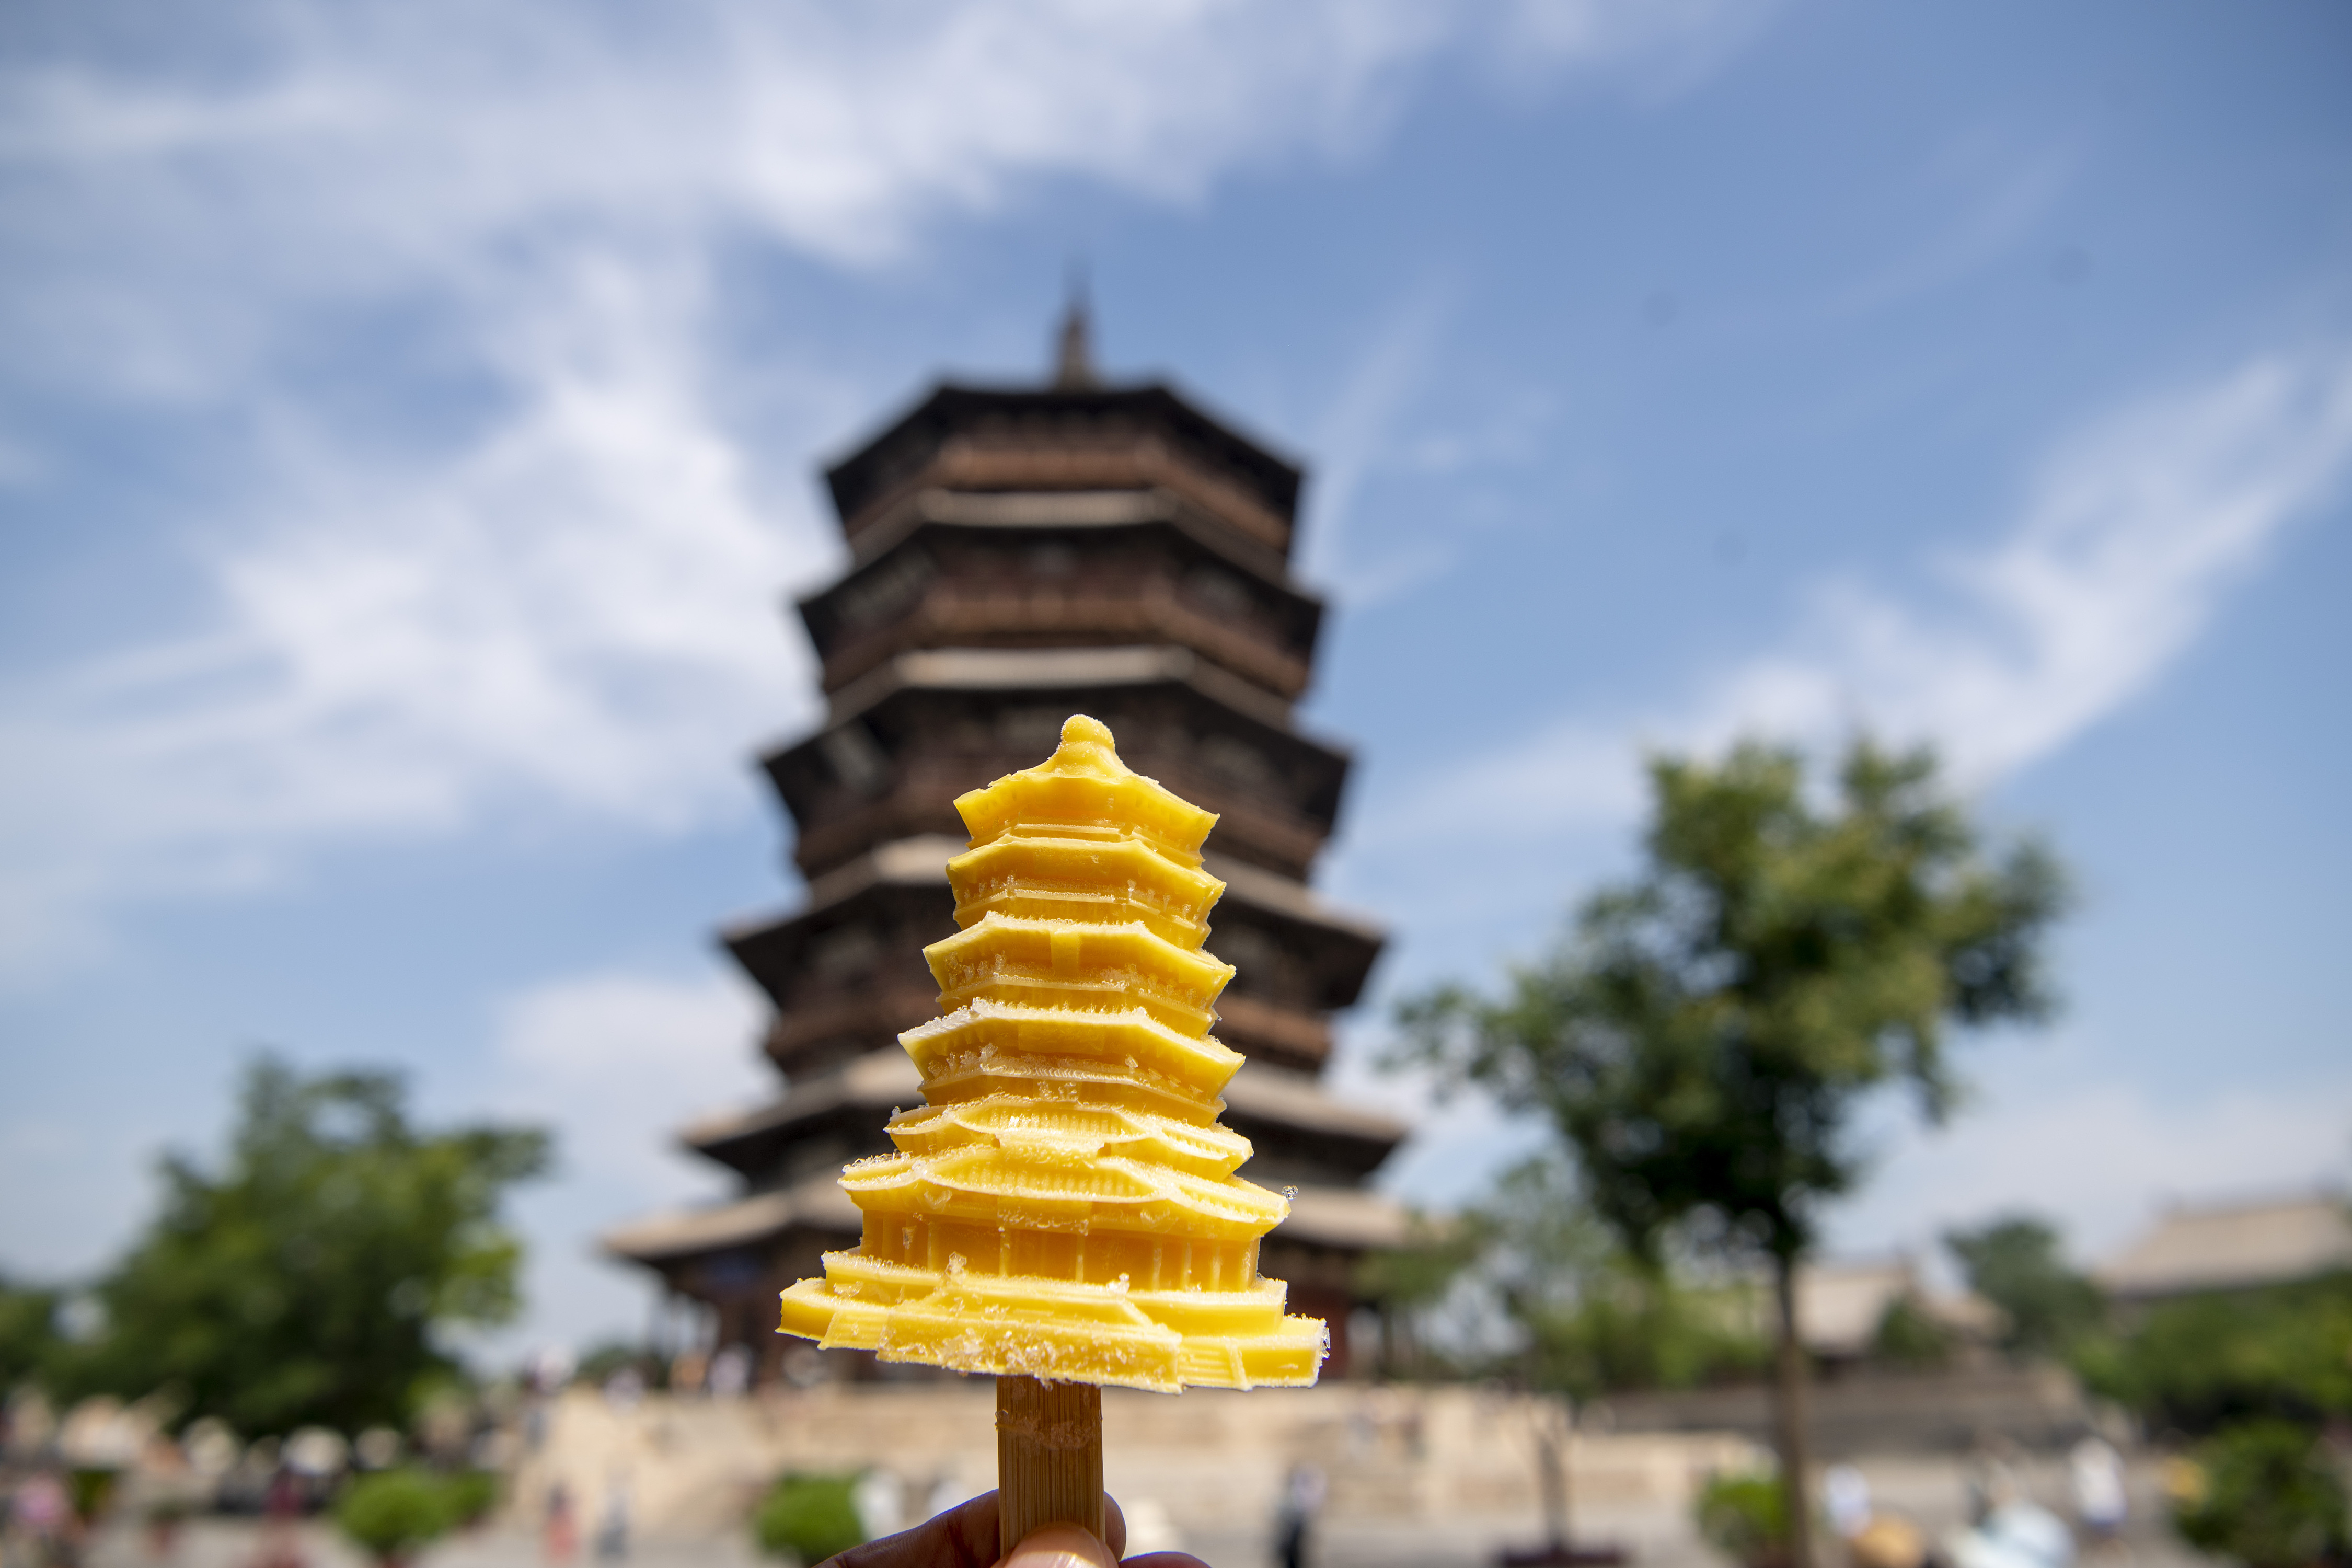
[1272,1462,1324,1568]
[708,1344,752,1399]
[1965,1437,2022,1527]
[814,1490,1205,1567]
[1951,1494,2074,1568]
[1827,1466,1873,1541]
[543,1482,577,1566]
[2068,1437,2127,1549]
[1851,1516,1928,1568]
[11,1470,71,1568]
[601,1365,645,1412]
[252,1468,307,1568]
[593,1477,629,1562]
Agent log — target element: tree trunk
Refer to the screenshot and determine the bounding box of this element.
[1771,1252,1815,1568]
[1538,1400,1569,1553]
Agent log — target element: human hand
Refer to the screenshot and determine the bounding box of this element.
[818,1490,1209,1568]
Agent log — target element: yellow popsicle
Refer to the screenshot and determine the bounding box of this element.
[776,713,1327,1392]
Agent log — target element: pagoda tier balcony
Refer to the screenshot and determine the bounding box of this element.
[726,833,1382,1078]
[842,485,1294,587]
[801,500,1325,705]
[723,863,959,1077]
[815,582,1315,707]
[763,647,1354,882]
[825,385,1304,561]
[787,750,1331,886]
[675,1054,1403,1196]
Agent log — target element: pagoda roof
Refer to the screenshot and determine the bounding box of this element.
[1223,1062,1402,1184]
[681,1048,922,1178]
[834,485,1305,594]
[601,1169,862,1265]
[824,381,1303,534]
[824,642,1299,735]
[682,1052,1405,1187]
[1279,1183,1413,1253]
[725,833,1383,1015]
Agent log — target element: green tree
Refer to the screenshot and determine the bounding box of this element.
[56,1057,549,1435]
[1943,1215,2102,1361]
[0,1276,62,1390]
[2079,1272,2352,1432]
[1353,1214,1485,1380]
[2173,1420,2350,1568]
[1450,1156,1767,1400]
[1394,740,2065,1568]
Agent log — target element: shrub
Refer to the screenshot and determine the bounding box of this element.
[336,1470,456,1566]
[1697,1471,1788,1568]
[444,1471,499,1529]
[2173,1420,2349,1568]
[754,1472,866,1566]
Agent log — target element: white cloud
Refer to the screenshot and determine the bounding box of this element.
[1368,345,2352,859]
[1335,345,2352,1244]
[1830,1075,2352,1269]
[0,0,1768,982]
[0,245,822,980]
[477,964,774,1354]
[0,0,1760,397]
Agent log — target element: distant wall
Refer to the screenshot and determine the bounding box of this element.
[1598,1366,2092,1457]
[510,1383,1763,1542]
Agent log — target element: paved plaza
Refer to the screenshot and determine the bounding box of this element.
[79,1448,2213,1568]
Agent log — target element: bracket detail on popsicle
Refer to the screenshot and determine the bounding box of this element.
[775,713,1328,1393]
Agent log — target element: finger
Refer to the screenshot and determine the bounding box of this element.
[1103,1495,1127,1560]
[999,1524,1117,1568]
[821,1490,999,1568]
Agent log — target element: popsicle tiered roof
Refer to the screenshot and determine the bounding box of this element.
[775,714,1327,1390]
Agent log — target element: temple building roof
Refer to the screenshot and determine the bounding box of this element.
[2097,1192,2352,1301]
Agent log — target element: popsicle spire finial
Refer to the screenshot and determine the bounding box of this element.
[1047,712,1124,773]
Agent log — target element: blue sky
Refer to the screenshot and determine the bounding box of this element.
[4,0,2348,1356]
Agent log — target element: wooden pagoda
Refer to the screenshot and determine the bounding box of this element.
[605,309,1408,1380]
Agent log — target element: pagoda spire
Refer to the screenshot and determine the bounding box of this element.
[1053,271,1098,388]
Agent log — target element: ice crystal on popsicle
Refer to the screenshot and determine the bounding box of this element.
[775,713,1327,1391]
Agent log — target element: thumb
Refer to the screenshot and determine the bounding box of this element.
[1000,1523,1119,1568]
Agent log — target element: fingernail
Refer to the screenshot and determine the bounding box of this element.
[1004,1523,1117,1568]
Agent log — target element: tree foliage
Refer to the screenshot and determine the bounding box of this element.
[0,1276,62,1390]
[2078,1272,2352,1432]
[53,1057,549,1436]
[2172,1420,2350,1568]
[1393,739,2066,1568]
[1396,739,2066,1266]
[1483,1157,1768,1398]
[1943,1214,2103,1361]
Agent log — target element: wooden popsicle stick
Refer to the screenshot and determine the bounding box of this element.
[995,1375,1104,1557]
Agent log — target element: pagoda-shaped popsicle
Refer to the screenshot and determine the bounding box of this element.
[775,714,1328,1391]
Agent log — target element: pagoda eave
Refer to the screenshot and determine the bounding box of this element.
[824,381,1304,544]
[681,1051,924,1179]
[829,486,1310,601]
[602,1171,860,1267]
